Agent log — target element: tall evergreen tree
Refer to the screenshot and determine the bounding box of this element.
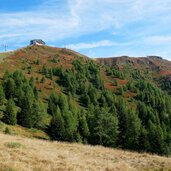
[31,101,48,129]
[125,109,141,149]
[3,99,17,125]
[91,107,119,147]
[48,92,58,115]
[0,85,5,105]
[18,87,34,128]
[48,106,65,140]
[29,76,35,89]
[4,78,16,99]
[147,121,165,154]
[78,109,90,143]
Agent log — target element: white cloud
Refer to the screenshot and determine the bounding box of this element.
[0,33,25,39]
[143,36,171,45]
[0,0,171,57]
[0,1,169,38]
[67,40,117,50]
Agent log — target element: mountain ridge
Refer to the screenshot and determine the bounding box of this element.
[0,45,171,158]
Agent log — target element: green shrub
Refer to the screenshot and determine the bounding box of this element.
[4,127,12,135]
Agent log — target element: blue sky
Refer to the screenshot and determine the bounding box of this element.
[0,0,171,60]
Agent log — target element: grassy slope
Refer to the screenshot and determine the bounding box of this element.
[0,51,14,62]
[0,121,49,140]
[1,46,171,170]
[0,132,171,171]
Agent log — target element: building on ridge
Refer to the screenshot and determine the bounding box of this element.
[30,39,46,46]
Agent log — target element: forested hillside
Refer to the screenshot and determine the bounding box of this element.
[0,45,171,156]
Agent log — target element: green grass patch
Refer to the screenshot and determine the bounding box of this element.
[0,53,8,60]
[0,168,16,171]
[4,142,23,149]
[0,121,5,130]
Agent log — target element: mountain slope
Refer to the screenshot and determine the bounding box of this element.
[2,46,171,97]
[0,45,89,96]
[0,45,171,157]
[1,132,171,171]
[96,56,171,90]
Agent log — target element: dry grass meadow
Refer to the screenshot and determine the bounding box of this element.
[0,133,171,171]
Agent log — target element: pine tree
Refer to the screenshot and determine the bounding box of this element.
[42,65,48,75]
[147,120,165,154]
[48,106,65,140]
[125,109,141,149]
[4,78,16,99]
[116,99,128,146]
[33,87,39,100]
[62,108,78,142]
[78,109,90,143]
[80,93,90,107]
[0,85,5,105]
[113,79,118,86]
[18,87,34,128]
[3,99,17,125]
[118,87,124,95]
[88,85,98,105]
[15,87,24,107]
[92,107,119,147]
[98,94,107,107]
[48,92,58,115]
[138,126,150,152]
[49,69,53,80]
[29,76,35,89]
[58,94,68,111]
[31,101,48,129]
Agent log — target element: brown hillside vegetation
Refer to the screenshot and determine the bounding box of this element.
[0,133,171,171]
[0,45,89,97]
[96,56,171,70]
[96,56,171,76]
[96,55,171,94]
[1,46,171,98]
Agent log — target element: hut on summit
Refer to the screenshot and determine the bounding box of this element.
[30,39,46,46]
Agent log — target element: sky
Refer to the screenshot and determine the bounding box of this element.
[0,0,171,59]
